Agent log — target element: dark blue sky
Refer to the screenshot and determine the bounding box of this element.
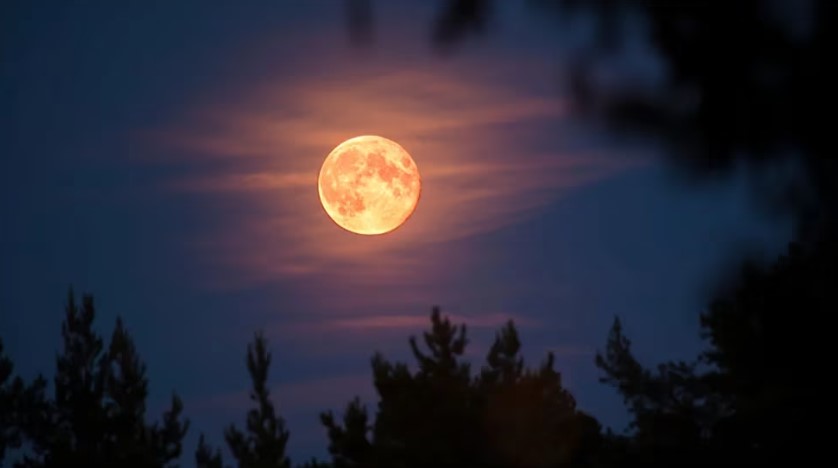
[1,1,794,462]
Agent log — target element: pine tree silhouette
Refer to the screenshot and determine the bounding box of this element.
[596,236,836,465]
[320,397,372,468]
[479,322,602,468]
[223,331,291,468]
[1,338,22,462]
[14,289,189,467]
[195,433,223,468]
[323,307,601,468]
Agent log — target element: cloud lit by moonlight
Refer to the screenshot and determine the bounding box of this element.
[154,59,637,302]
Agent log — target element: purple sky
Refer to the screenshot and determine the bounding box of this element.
[1,1,794,462]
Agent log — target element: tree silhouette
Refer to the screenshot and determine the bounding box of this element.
[412,4,836,464]
[322,307,601,468]
[215,331,291,468]
[0,351,50,465]
[479,322,602,468]
[595,319,720,467]
[700,235,834,465]
[8,277,830,467]
[195,433,224,468]
[12,289,189,467]
[371,307,477,468]
[596,234,836,465]
[0,337,28,463]
[320,397,372,468]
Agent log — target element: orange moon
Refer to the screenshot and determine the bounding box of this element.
[318,135,421,235]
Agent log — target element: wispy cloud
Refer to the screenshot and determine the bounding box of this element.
[149,56,639,307]
[170,172,313,193]
[327,311,535,330]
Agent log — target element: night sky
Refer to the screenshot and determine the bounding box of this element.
[1,1,794,462]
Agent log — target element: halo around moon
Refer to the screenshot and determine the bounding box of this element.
[318,135,421,235]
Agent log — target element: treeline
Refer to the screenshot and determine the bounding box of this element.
[2,235,833,467]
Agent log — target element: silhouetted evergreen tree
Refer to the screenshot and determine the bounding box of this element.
[596,319,719,467]
[1,338,22,462]
[320,397,372,468]
[597,235,836,466]
[15,290,189,467]
[480,321,524,386]
[700,236,834,465]
[371,307,477,468]
[223,331,291,468]
[323,307,601,468]
[195,433,224,468]
[479,322,602,468]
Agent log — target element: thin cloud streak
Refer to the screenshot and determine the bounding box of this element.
[161,69,568,162]
[170,172,313,193]
[153,56,640,306]
[289,311,538,333]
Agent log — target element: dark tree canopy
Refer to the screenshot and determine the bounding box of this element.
[320,397,372,468]
[4,276,831,467]
[371,307,477,468]
[195,433,223,468]
[196,331,292,468]
[321,307,601,468]
[595,319,720,467]
[1,338,25,462]
[596,235,836,466]
[5,290,189,467]
[0,346,49,464]
[224,331,291,468]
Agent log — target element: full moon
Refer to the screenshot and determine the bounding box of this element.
[318,135,421,235]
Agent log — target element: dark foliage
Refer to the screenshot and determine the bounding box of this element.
[3,290,189,467]
[562,0,836,243]
[596,234,836,466]
[321,307,601,468]
[0,338,26,462]
[0,350,49,464]
[195,433,224,468]
[595,319,720,467]
[426,0,837,240]
[197,331,292,468]
[224,331,291,468]
[416,4,837,463]
[4,271,832,467]
[320,398,372,468]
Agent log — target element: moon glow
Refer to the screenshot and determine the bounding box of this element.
[318,135,421,235]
